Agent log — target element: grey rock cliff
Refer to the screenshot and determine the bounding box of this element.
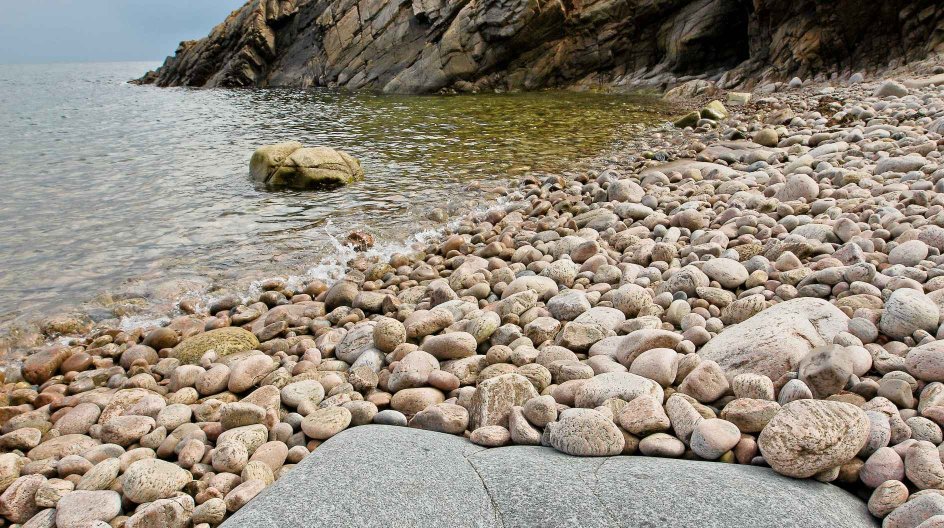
[137,0,944,93]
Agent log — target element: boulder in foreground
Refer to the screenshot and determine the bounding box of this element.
[221,425,876,528]
[250,142,363,189]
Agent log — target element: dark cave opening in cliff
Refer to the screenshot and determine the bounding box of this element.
[670,0,752,76]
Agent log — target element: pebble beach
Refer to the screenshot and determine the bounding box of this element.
[4,59,944,528]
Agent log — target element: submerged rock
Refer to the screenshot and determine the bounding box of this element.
[250,142,363,189]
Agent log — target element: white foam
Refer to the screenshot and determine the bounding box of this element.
[116,193,516,333]
[119,314,171,333]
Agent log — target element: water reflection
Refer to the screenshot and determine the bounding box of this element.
[0,62,668,335]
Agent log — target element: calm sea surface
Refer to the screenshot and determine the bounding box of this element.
[0,62,668,345]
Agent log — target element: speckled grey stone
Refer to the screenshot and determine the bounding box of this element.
[222,425,496,528]
[222,425,876,528]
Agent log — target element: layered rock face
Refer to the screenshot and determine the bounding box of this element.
[137,0,944,93]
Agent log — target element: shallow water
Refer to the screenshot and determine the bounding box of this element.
[0,62,669,345]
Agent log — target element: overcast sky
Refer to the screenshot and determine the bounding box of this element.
[0,0,247,64]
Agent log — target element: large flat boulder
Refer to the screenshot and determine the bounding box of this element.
[698,298,849,381]
[222,425,875,528]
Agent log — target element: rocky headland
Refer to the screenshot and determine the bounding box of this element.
[136,0,944,93]
[5,52,944,527]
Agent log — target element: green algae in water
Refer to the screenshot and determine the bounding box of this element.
[249,89,672,180]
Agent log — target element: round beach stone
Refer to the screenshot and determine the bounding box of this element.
[125,495,195,528]
[775,173,818,202]
[373,409,408,427]
[390,387,445,416]
[616,394,671,435]
[545,408,624,456]
[213,442,249,473]
[860,447,904,488]
[639,433,686,458]
[0,474,44,523]
[547,290,592,321]
[250,441,289,472]
[281,380,326,408]
[22,347,69,385]
[334,322,376,363]
[690,418,740,460]
[409,403,469,435]
[76,458,120,491]
[869,480,909,518]
[301,407,352,440]
[883,494,944,528]
[720,398,780,433]
[220,402,266,430]
[28,434,100,461]
[798,345,854,398]
[0,454,21,495]
[880,289,939,340]
[629,348,679,387]
[469,373,539,429]
[226,478,266,512]
[388,351,439,392]
[100,415,155,446]
[420,332,477,360]
[573,372,663,409]
[122,458,192,503]
[373,317,406,353]
[54,403,101,435]
[758,399,869,478]
[217,424,269,456]
[173,327,260,365]
[56,490,121,527]
[702,258,749,289]
[0,428,40,451]
[470,425,511,447]
[889,240,929,266]
[678,360,729,403]
[917,515,944,528]
[228,354,276,393]
[907,341,944,382]
[522,395,558,428]
[754,128,779,147]
[156,403,192,430]
[732,374,775,400]
[194,497,227,525]
[905,440,944,490]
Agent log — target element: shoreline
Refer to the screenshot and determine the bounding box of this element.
[0,94,674,363]
[2,55,944,526]
[0,80,673,364]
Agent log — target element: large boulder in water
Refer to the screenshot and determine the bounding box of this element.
[698,298,849,381]
[250,142,363,189]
